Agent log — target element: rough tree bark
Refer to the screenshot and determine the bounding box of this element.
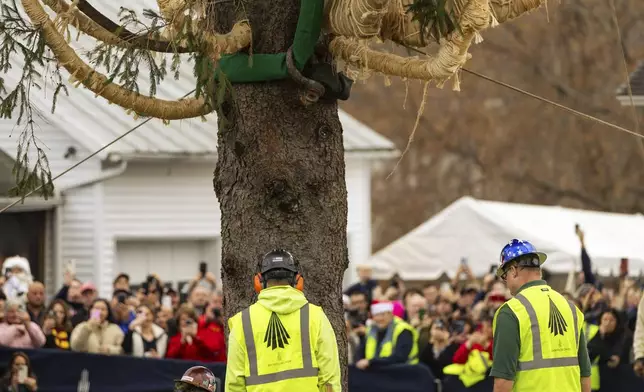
[211,0,350,389]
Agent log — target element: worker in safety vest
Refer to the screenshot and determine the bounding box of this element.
[583,321,600,391]
[490,239,592,392]
[354,302,418,370]
[225,250,341,392]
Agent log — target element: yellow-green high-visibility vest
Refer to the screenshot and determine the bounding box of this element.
[443,349,492,387]
[230,303,321,391]
[584,322,600,391]
[365,316,419,364]
[493,283,583,392]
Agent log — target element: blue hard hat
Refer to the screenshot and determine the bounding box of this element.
[497,239,547,277]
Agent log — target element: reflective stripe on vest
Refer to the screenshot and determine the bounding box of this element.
[241,303,318,385]
[514,293,580,371]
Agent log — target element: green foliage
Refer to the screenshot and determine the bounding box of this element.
[9,126,54,198]
[86,7,230,119]
[0,3,233,201]
[0,0,63,199]
[406,0,461,46]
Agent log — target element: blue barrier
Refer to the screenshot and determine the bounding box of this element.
[0,348,641,392]
[0,348,435,392]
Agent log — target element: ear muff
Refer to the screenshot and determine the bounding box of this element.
[294,274,304,291]
[253,274,263,294]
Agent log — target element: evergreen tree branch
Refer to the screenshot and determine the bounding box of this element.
[42,0,250,58]
[76,0,193,53]
[0,0,61,198]
[21,0,211,119]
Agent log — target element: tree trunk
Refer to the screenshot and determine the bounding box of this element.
[211,0,349,390]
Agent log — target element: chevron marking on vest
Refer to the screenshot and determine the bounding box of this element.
[548,297,568,336]
[264,312,291,350]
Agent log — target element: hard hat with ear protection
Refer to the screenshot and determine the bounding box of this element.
[253,249,304,293]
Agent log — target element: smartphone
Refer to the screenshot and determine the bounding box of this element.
[489,265,498,275]
[199,262,207,277]
[90,309,101,320]
[620,258,629,277]
[161,295,172,308]
[17,365,27,383]
[461,257,468,266]
[66,259,76,275]
[418,308,426,320]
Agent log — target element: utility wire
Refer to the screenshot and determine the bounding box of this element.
[403,44,644,141]
[3,42,642,214]
[0,90,197,214]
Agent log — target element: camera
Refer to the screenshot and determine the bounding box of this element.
[213,308,222,318]
[346,309,367,329]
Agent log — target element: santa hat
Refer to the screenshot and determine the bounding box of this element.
[370,302,394,316]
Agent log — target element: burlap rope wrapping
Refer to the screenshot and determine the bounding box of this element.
[22,0,211,119]
[330,0,490,85]
[326,0,390,39]
[489,0,545,24]
[42,0,250,60]
[156,0,251,60]
[379,0,496,48]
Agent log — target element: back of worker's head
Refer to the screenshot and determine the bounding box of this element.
[254,249,304,292]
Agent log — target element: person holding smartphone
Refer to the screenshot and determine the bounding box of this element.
[0,352,38,392]
[70,299,124,355]
[0,300,45,349]
[41,299,73,350]
[166,305,222,362]
[196,290,227,362]
[122,305,168,358]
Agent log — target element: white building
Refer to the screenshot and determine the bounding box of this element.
[0,93,395,296]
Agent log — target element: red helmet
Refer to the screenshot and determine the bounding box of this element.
[174,366,217,392]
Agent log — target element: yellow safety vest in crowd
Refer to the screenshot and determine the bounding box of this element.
[228,302,321,392]
[584,322,600,391]
[365,316,419,364]
[494,283,583,392]
[443,349,492,387]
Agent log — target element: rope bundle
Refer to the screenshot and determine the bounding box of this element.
[22,0,547,120]
[489,0,545,24]
[330,0,491,89]
[327,0,390,38]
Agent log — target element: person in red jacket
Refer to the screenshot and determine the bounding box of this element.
[197,290,226,362]
[452,315,494,364]
[166,304,224,362]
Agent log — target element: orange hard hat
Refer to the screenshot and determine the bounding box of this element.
[174,366,217,392]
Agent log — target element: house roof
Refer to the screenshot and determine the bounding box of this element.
[616,62,644,104]
[5,1,396,160]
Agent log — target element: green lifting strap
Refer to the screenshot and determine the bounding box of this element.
[218,0,325,83]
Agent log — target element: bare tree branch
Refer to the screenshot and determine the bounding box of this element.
[76,0,192,52]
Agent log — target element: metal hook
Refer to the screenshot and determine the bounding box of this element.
[285,46,325,106]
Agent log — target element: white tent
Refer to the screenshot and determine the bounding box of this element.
[369,196,644,280]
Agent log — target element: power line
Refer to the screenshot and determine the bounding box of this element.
[403,44,644,141]
[0,90,197,214]
[3,41,641,214]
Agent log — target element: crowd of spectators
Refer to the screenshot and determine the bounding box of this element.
[343,228,644,386]
[0,259,226,390]
[0,226,642,391]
